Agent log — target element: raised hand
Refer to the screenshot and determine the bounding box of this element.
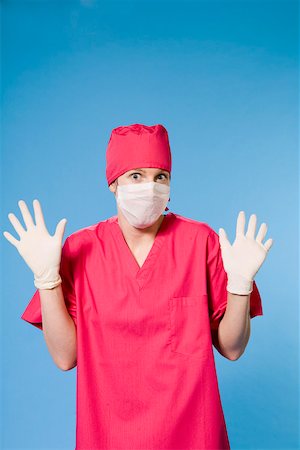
[3,199,67,289]
[218,211,273,295]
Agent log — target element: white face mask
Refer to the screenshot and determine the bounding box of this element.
[115,181,170,229]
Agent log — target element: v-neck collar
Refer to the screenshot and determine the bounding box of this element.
[108,212,175,289]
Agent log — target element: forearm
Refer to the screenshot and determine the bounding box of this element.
[217,292,251,360]
[39,284,77,370]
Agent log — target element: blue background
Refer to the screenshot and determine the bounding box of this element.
[1,1,298,449]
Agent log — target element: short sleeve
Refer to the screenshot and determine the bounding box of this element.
[20,237,77,330]
[206,229,263,333]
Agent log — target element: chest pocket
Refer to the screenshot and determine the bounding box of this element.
[168,295,208,359]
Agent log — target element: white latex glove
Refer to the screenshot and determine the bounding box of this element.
[218,211,273,295]
[3,199,67,290]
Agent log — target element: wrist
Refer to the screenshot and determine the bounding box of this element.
[34,272,62,290]
[226,272,253,295]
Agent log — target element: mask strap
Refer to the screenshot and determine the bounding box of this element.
[165,196,170,211]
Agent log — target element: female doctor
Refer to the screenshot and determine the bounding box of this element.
[3,123,273,450]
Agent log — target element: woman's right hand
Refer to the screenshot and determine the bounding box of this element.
[3,199,67,289]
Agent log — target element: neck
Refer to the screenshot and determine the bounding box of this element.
[116,210,165,245]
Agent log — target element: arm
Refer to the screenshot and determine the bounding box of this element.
[40,285,77,371]
[215,292,251,360]
[3,199,76,370]
[216,211,273,359]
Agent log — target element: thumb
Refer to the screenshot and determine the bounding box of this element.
[218,227,231,250]
[54,218,67,242]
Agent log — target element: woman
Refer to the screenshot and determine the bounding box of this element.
[3,123,273,449]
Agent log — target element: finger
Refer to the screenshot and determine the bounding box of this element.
[245,213,257,239]
[18,200,35,229]
[7,213,26,237]
[256,222,268,244]
[32,199,48,231]
[236,211,246,236]
[264,238,273,252]
[3,231,20,248]
[54,218,67,241]
[218,228,231,250]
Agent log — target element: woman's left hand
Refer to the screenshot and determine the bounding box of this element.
[219,211,274,295]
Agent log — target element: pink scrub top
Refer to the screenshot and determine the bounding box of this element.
[21,211,263,450]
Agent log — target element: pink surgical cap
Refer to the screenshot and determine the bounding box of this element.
[105,123,172,187]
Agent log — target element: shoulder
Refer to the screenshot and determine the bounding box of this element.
[171,212,217,238]
[172,214,222,262]
[63,216,115,250]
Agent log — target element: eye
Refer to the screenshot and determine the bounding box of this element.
[157,173,168,180]
[129,172,168,181]
[130,172,142,180]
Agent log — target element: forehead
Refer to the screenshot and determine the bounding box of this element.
[127,167,169,173]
